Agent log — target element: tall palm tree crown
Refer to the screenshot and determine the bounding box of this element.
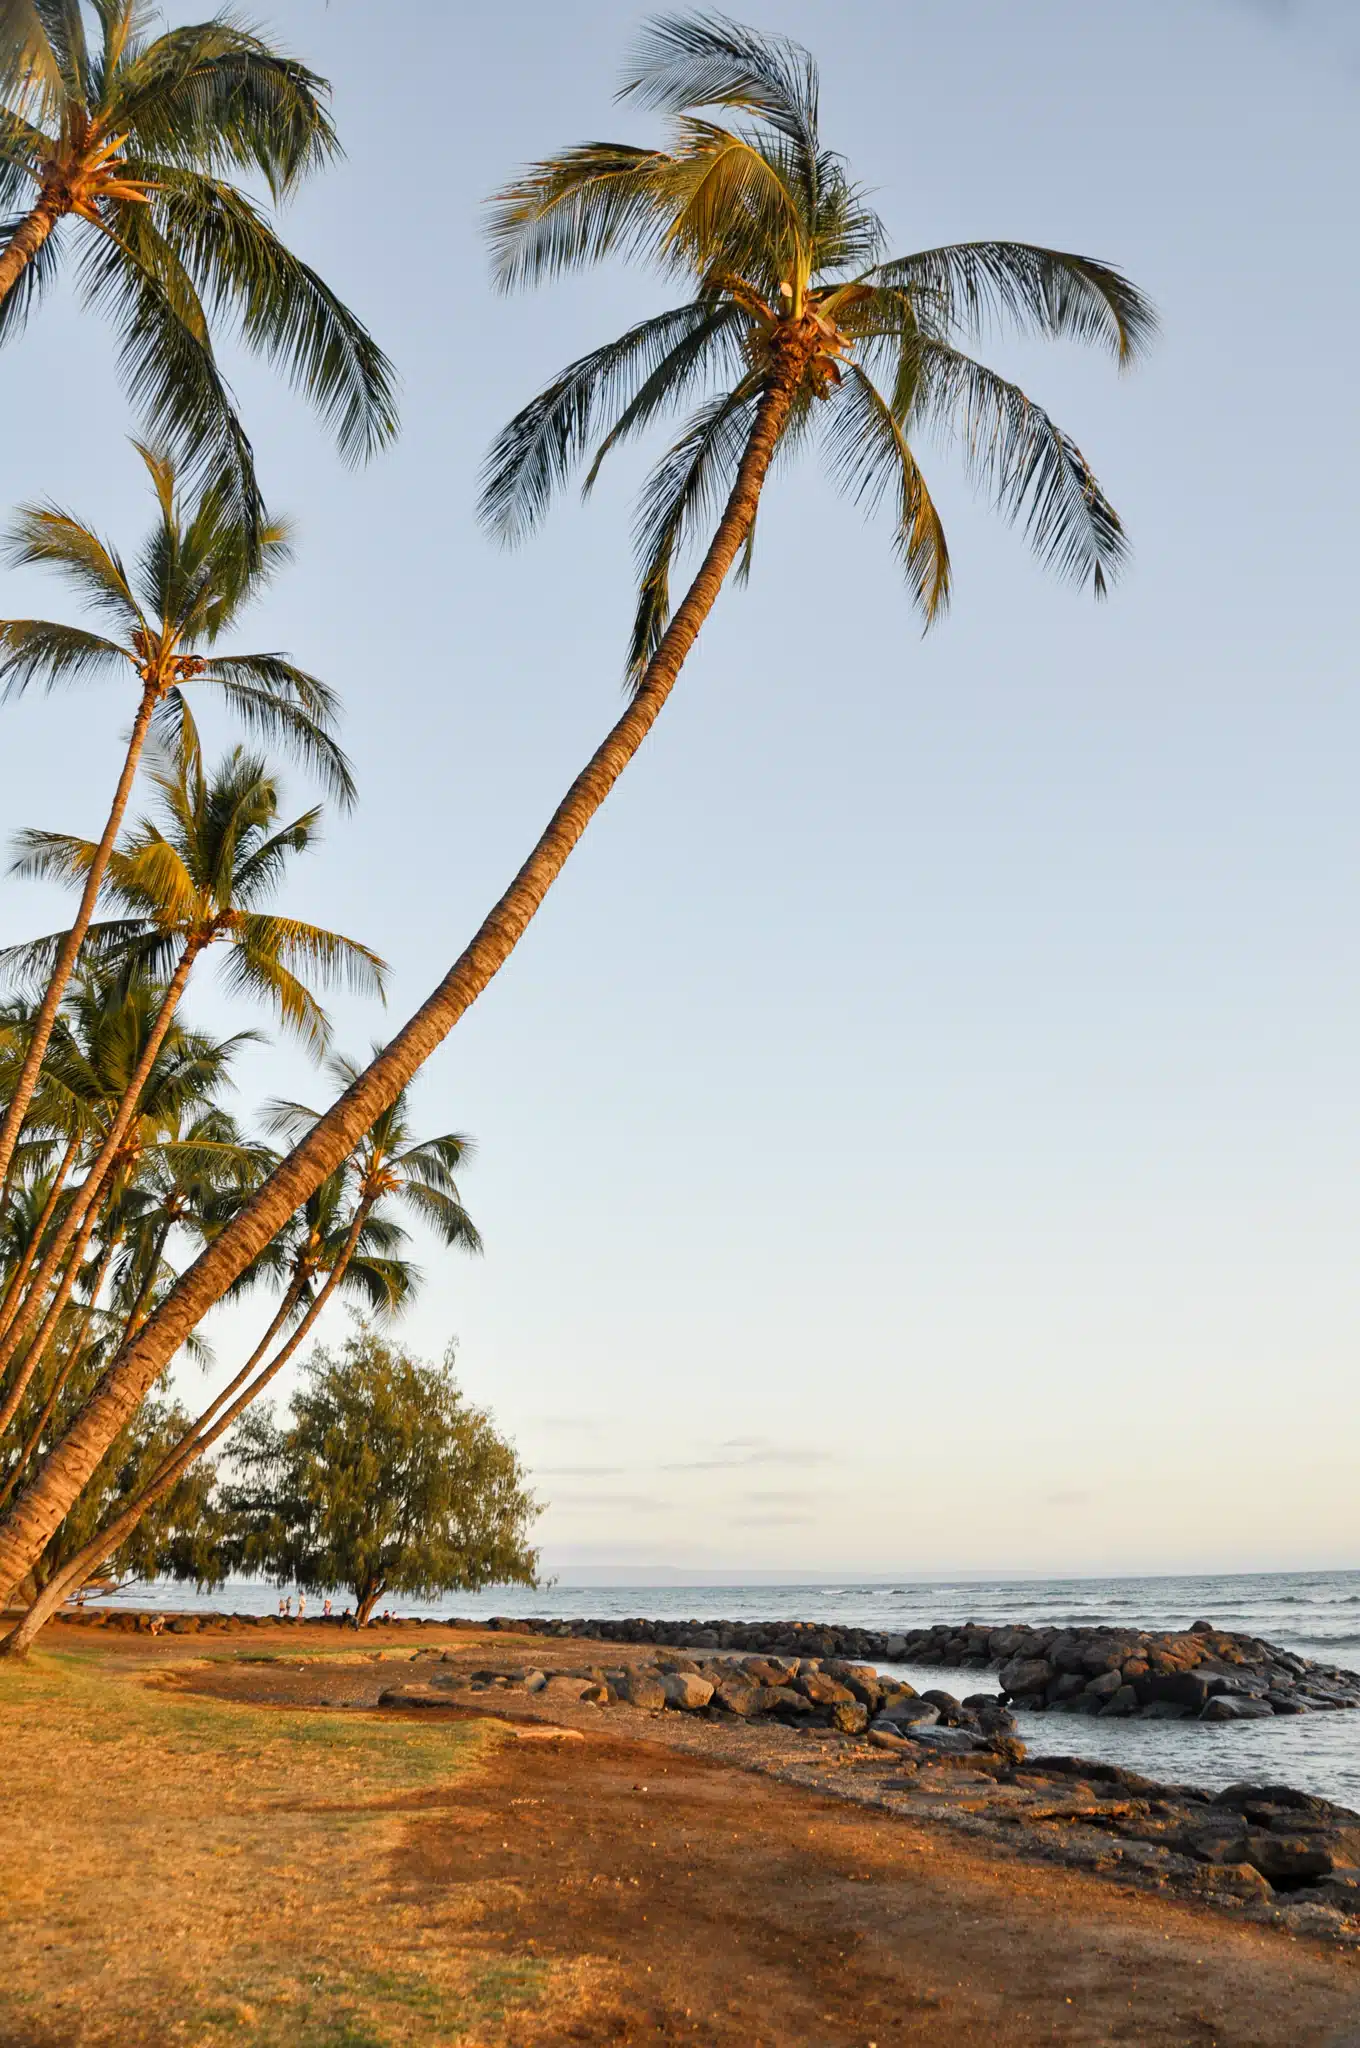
[0,0,398,533]
[10,732,387,1052]
[0,442,355,803]
[483,11,1157,676]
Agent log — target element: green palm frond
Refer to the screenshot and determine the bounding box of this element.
[395,1178,482,1254]
[0,0,66,115]
[912,335,1126,595]
[105,23,338,196]
[149,173,399,466]
[627,378,761,680]
[863,242,1157,365]
[488,141,673,292]
[481,300,729,542]
[822,365,950,621]
[0,618,130,695]
[3,502,144,626]
[190,657,354,810]
[620,11,820,155]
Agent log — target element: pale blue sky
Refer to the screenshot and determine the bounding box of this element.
[3,0,1358,1576]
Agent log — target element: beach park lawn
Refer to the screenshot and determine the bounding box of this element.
[0,1647,543,2047]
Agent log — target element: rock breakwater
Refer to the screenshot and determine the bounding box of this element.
[469,1614,1360,1723]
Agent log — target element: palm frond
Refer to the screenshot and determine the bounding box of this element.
[77,214,265,545]
[866,242,1158,365]
[0,618,130,696]
[190,659,356,810]
[480,300,721,542]
[627,377,761,681]
[107,25,338,196]
[0,0,65,115]
[487,141,672,292]
[821,365,951,622]
[3,503,144,626]
[150,173,398,464]
[915,335,1127,594]
[619,12,820,159]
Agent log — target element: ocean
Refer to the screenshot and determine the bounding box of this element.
[117,1565,1360,1810]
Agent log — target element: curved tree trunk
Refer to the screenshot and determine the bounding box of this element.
[0,197,61,308]
[0,361,808,1609]
[0,1225,359,1655]
[0,683,158,1201]
[0,938,200,1409]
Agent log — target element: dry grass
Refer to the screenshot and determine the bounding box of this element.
[0,1648,551,2047]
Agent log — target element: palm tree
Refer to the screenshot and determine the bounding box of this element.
[0,741,384,1409]
[0,12,1156,1621]
[0,968,254,1438]
[4,1076,479,1648]
[0,1097,265,1508]
[0,443,355,1200]
[0,1,397,533]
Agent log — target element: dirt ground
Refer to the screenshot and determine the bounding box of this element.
[3,1622,1359,2047]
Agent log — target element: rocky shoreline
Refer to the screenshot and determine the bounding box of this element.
[378,1646,1360,1937]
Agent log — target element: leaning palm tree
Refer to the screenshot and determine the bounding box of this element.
[0,443,355,1201]
[0,12,1156,1625]
[0,0,397,533]
[0,737,384,1407]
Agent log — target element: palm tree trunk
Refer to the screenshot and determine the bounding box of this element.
[0,938,200,1407]
[0,683,159,1200]
[0,1135,81,1333]
[0,196,62,308]
[0,360,809,1609]
[0,1224,360,1655]
[0,1233,117,1511]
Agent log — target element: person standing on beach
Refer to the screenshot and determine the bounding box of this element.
[296,1595,305,1620]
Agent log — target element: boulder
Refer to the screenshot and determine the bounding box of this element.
[377,1684,449,1709]
[712,1678,761,1718]
[908,1726,988,1755]
[755,1684,814,1717]
[830,1701,870,1735]
[742,1656,796,1687]
[1084,1669,1125,1699]
[661,1672,714,1711]
[876,1699,940,1729]
[798,1671,856,1708]
[1246,1832,1334,1883]
[1098,1685,1140,1718]
[618,1672,667,1710]
[1202,1696,1274,1722]
[542,1675,596,1703]
[1189,1862,1272,1904]
[999,1657,1051,1697]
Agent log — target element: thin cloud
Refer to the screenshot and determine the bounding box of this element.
[547,1492,674,1513]
[661,1437,834,1473]
[535,1464,629,1478]
[1046,1489,1093,1508]
[730,1512,816,1527]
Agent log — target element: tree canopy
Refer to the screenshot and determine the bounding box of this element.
[215,1329,538,1624]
